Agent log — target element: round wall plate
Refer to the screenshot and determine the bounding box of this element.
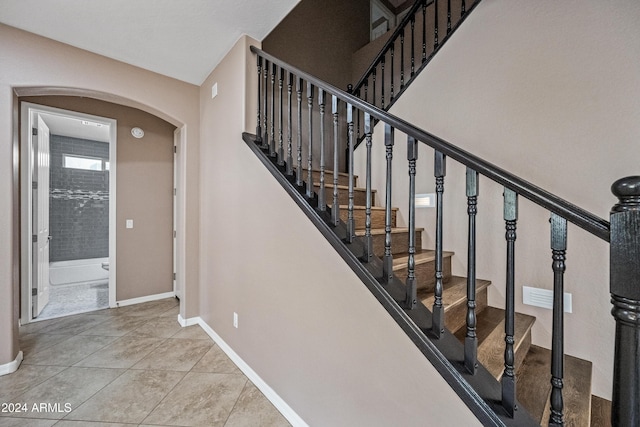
[131,127,144,138]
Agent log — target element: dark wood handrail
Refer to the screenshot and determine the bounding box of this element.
[251,46,611,242]
[352,0,431,93]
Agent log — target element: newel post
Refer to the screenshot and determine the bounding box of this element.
[610,176,640,427]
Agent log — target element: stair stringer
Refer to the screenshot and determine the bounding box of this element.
[244,132,539,427]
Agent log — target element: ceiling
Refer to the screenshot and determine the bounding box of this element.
[39,112,112,143]
[0,0,299,85]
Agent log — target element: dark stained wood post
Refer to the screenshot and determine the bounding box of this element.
[256,55,262,145]
[502,188,518,417]
[383,123,395,283]
[465,167,479,374]
[432,150,446,338]
[610,176,640,427]
[405,136,418,309]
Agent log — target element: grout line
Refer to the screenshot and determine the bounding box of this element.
[222,377,250,427]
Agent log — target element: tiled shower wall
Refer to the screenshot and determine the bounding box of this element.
[49,135,109,262]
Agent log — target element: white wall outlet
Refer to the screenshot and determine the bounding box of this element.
[211,83,218,99]
[233,312,238,328]
[126,219,134,229]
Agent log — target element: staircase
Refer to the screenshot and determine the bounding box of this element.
[248,42,634,425]
[300,166,600,426]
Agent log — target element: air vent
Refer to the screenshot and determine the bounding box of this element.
[523,286,572,313]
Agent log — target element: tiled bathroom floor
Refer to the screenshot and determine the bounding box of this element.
[37,282,109,320]
[0,298,291,427]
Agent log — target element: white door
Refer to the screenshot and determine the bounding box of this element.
[173,128,180,299]
[33,114,51,317]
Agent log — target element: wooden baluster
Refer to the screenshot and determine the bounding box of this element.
[372,67,377,108]
[306,82,314,199]
[270,63,276,157]
[269,63,276,157]
[296,77,303,187]
[278,67,284,165]
[262,59,269,150]
[405,136,418,309]
[434,0,439,49]
[286,71,293,175]
[346,104,355,243]
[610,176,640,426]
[331,95,340,226]
[411,15,416,77]
[447,0,452,34]
[364,79,369,104]
[390,43,394,102]
[465,167,478,374]
[345,84,353,173]
[432,151,446,338]
[256,56,262,145]
[318,89,326,211]
[400,29,406,89]
[359,83,366,139]
[363,112,373,262]
[549,213,567,427]
[381,54,385,109]
[383,123,394,283]
[502,188,518,417]
[422,0,427,62]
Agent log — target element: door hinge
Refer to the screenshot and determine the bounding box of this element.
[173,188,176,196]
[173,272,176,280]
[32,235,37,243]
[32,288,37,296]
[32,181,38,190]
[174,146,177,154]
[32,127,38,136]
[173,230,176,238]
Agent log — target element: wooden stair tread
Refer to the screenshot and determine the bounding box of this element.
[419,275,491,309]
[392,250,455,270]
[461,307,536,381]
[590,396,612,427]
[354,227,424,236]
[517,345,593,426]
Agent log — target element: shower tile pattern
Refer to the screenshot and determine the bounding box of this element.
[1,299,291,427]
[49,134,109,262]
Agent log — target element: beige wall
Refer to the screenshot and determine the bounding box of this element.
[263,0,370,90]
[198,35,481,426]
[21,96,176,301]
[0,23,200,367]
[356,0,640,399]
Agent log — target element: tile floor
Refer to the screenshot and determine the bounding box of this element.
[37,282,109,320]
[0,298,291,427]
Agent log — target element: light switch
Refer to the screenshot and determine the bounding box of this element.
[126,219,134,229]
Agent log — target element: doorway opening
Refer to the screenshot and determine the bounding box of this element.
[20,102,117,322]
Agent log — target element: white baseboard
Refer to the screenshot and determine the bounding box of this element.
[177,314,199,327]
[0,351,23,377]
[116,291,175,308]
[196,318,308,427]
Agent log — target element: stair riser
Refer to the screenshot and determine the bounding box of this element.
[370,230,422,257]
[444,286,488,333]
[394,256,452,292]
[339,209,396,230]
[513,332,531,380]
[314,185,372,206]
